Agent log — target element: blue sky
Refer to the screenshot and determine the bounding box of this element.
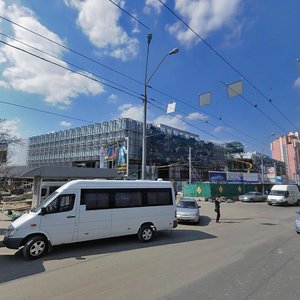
[0,0,300,158]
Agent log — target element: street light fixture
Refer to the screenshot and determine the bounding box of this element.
[141,34,179,179]
[261,133,275,193]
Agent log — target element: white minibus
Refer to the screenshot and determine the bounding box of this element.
[267,184,300,206]
[3,180,177,260]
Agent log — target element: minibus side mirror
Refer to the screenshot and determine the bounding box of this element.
[40,207,47,216]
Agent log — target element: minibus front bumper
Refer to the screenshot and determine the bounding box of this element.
[2,236,23,249]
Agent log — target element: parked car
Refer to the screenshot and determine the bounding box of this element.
[176,199,200,223]
[295,212,300,234]
[239,192,267,202]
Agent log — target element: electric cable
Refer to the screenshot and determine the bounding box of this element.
[0,14,274,144]
[158,0,298,131]
[0,39,143,101]
[0,99,95,124]
[0,32,142,98]
[108,0,151,31]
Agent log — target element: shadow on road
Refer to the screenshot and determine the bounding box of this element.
[0,228,216,284]
[199,215,212,226]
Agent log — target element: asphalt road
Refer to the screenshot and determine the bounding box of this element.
[0,201,299,300]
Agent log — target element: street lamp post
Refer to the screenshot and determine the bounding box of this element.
[261,133,275,193]
[141,34,179,180]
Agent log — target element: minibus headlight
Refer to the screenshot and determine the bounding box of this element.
[5,226,16,237]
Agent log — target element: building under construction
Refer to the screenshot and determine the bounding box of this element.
[27,118,227,181]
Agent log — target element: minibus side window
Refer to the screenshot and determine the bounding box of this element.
[81,189,110,210]
[145,189,172,206]
[46,194,75,214]
[114,190,142,208]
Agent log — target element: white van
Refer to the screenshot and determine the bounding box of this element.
[267,185,300,206]
[3,180,177,260]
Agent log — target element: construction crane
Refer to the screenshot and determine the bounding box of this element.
[230,158,253,173]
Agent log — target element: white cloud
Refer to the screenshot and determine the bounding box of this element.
[153,114,188,130]
[118,103,143,121]
[167,0,241,47]
[60,120,72,127]
[295,77,300,88]
[186,112,208,121]
[107,93,118,103]
[213,126,225,133]
[0,80,9,88]
[66,0,139,61]
[1,118,21,137]
[144,0,166,14]
[0,1,104,106]
[131,12,140,34]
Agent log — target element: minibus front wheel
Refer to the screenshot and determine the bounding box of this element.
[23,235,48,260]
[138,224,155,243]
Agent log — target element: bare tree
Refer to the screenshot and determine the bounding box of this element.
[0,119,22,185]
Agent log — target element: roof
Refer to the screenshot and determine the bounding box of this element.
[5,166,118,179]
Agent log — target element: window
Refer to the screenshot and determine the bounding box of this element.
[49,186,60,194]
[41,188,47,197]
[145,189,172,206]
[114,190,142,208]
[81,189,110,210]
[46,194,75,214]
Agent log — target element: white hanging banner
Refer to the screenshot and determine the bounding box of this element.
[199,92,211,106]
[167,101,176,113]
[227,80,243,98]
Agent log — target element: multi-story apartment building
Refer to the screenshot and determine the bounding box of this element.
[271,132,300,183]
[27,118,227,181]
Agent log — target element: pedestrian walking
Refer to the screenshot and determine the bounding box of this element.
[215,197,221,223]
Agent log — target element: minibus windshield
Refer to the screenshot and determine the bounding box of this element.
[31,192,59,212]
[269,190,285,196]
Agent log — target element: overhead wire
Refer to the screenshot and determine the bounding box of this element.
[0,14,268,147]
[0,12,283,150]
[0,32,142,98]
[221,81,286,132]
[0,15,143,86]
[158,0,298,131]
[0,99,95,124]
[0,39,143,101]
[149,97,263,148]
[107,0,151,31]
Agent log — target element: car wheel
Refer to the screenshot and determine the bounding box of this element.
[138,225,155,243]
[267,202,272,206]
[250,198,254,203]
[297,199,300,206]
[23,235,48,260]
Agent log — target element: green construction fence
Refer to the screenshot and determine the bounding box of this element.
[183,182,273,199]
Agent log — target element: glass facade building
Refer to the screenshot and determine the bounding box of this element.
[28,118,227,181]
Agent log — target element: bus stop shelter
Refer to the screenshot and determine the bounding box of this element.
[5,166,118,207]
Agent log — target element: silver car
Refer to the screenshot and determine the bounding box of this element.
[176,199,200,223]
[296,212,300,234]
[239,191,267,202]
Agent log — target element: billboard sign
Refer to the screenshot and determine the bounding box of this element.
[227,172,243,182]
[209,171,227,182]
[101,140,128,173]
[243,173,259,183]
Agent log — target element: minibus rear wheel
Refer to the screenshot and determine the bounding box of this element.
[23,235,48,260]
[138,225,155,242]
